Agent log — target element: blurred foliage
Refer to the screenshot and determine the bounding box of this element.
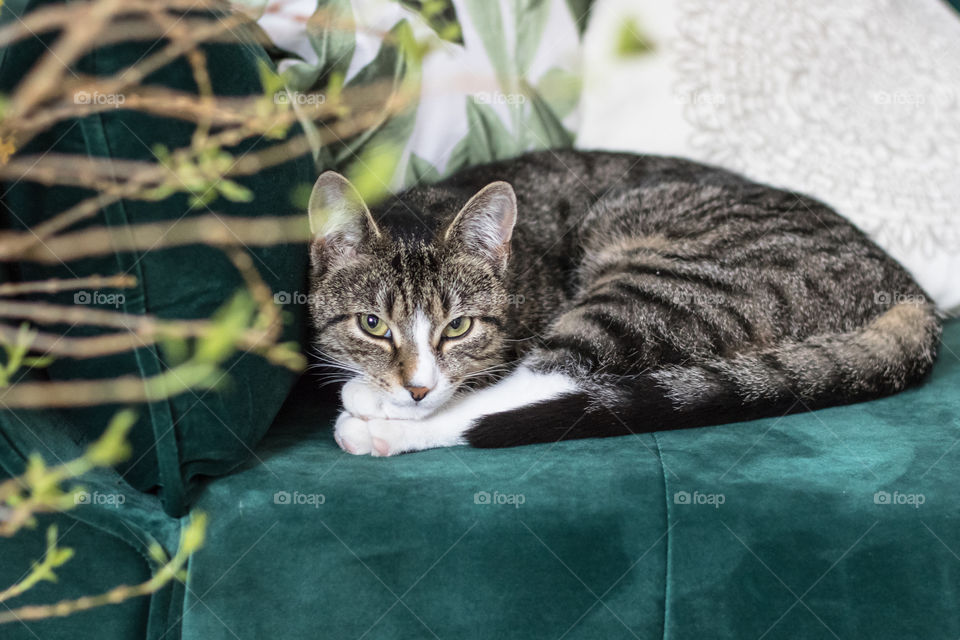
[615,17,655,57]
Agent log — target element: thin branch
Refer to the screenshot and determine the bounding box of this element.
[1,12,252,149]
[16,214,311,263]
[0,275,136,297]
[0,77,414,261]
[0,362,220,408]
[224,248,282,342]
[0,299,303,368]
[0,324,149,359]
[5,0,125,124]
[0,0,224,47]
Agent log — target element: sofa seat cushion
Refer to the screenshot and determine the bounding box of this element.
[183,320,960,639]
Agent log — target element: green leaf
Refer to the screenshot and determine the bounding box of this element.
[514,0,551,77]
[399,0,464,44]
[256,59,287,97]
[327,20,421,184]
[522,83,574,148]
[564,0,594,35]
[85,410,137,467]
[52,548,74,566]
[615,17,655,58]
[462,98,516,164]
[148,541,169,565]
[22,354,54,368]
[405,152,441,185]
[281,0,357,93]
[216,179,254,203]
[181,512,207,555]
[536,67,582,119]
[195,293,256,364]
[442,134,472,178]
[345,142,403,205]
[463,0,511,90]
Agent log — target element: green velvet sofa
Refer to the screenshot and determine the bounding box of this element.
[2,322,959,639]
[2,1,959,638]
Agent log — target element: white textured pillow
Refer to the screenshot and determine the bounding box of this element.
[578,0,960,311]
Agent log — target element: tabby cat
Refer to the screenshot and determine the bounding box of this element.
[306,151,941,457]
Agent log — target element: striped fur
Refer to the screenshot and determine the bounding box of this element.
[308,151,941,449]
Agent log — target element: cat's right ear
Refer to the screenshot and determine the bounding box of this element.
[443,181,517,272]
[308,171,380,272]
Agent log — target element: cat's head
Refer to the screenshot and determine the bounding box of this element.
[307,171,517,415]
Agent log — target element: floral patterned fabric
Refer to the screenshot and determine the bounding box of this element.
[246,0,591,188]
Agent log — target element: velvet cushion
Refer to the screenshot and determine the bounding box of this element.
[0,406,183,640]
[179,321,960,639]
[0,513,153,640]
[0,0,314,515]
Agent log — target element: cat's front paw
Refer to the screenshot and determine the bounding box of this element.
[341,380,383,420]
[333,412,373,455]
[332,413,410,457]
[365,419,415,457]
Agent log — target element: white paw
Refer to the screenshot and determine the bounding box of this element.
[366,418,417,457]
[340,380,384,419]
[333,412,372,455]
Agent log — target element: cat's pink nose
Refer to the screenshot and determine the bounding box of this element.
[405,385,431,402]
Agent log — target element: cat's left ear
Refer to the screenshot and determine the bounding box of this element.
[308,171,381,272]
[443,181,517,269]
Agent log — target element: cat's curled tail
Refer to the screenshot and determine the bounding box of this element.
[466,302,942,447]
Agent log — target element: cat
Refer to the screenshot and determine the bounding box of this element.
[306,150,941,457]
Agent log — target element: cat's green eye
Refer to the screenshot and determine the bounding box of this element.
[359,314,391,339]
[442,316,472,339]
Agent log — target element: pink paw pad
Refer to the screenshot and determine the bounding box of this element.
[371,437,392,457]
